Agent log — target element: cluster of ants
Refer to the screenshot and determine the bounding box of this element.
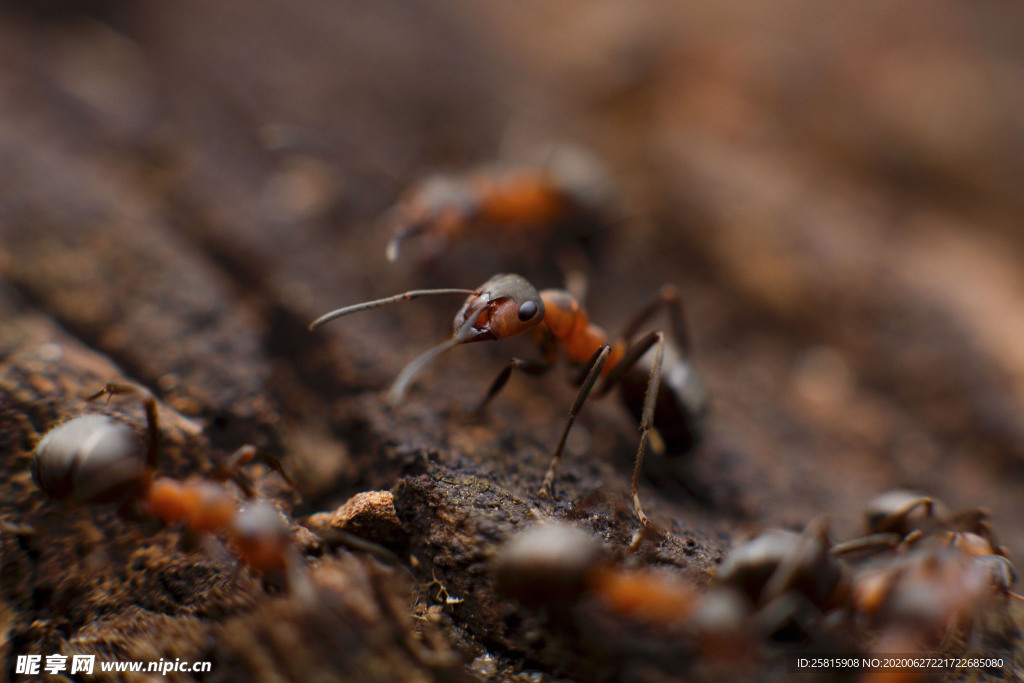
[30,382,307,593]
[314,151,1022,671]
[494,490,1023,677]
[26,151,1022,677]
[28,151,693,598]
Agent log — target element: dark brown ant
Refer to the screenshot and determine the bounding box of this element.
[383,152,614,266]
[846,540,1024,660]
[714,518,848,625]
[31,382,301,586]
[835,494,1023,662]
[310,273,709,527]
[832,489,1005,557]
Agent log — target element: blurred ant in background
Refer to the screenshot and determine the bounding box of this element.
[494,522,756,670]
[833,489,1007,558]
[381,147,619,298]
[831,490,1024,667]
[844,539,1024,664]
[713,518,849,642]
[311,272,709,529]
[383,147,615,266]
[31,381,304,591]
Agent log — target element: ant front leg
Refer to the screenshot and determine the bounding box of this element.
[87,381,160,471]
[476,359,552,416]
[540,345,610,498]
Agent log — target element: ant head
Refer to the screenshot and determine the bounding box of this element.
[453,274,545,343]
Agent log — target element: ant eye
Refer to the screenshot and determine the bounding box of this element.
[518,301,539,321]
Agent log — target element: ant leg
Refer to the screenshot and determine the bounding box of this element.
[540,345,610,497]
[597,330,663,397]
[88,382,160,470]
[897,529,924,551]
[617,285,690,354]
[763,517,830,603]
[212,445,295,499]
[587,330,665,526]
[876,497,933,534]
[476,359,552,416]
[385,219,428,263]
[831,533,902,557]
[315,527,404,567]
[626,332,664,528]
[218,444,258,473]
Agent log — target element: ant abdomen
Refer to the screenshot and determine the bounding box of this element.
[619,344,708,455]
[31,414,148,505]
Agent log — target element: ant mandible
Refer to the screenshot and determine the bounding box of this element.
[32,382,300,586]
[310,273,709,528]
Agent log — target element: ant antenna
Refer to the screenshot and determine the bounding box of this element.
[309,288,477,330]
[386,305,487,406]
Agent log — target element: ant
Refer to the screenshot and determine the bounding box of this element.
[495,521,709,625]
[832,489,1006,557]
[382,150,614,268]
[712,518,851,644]
[828,493,1024,661]
[494,523,754,658]
[845,540,1024,660]
[310,273,709,527]
[31,382,301,588]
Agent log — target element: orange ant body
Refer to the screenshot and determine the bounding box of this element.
[311,273,708,527]
[383,153,613,266]
[31,382,299,584]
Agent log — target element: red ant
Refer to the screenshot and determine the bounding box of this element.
[310,273,708,528]
[382,151,613,267]
[31,382,302,588]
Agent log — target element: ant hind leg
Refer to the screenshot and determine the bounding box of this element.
[587,330,666,528]
[626,333,664,529]
[617,285,690,354]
